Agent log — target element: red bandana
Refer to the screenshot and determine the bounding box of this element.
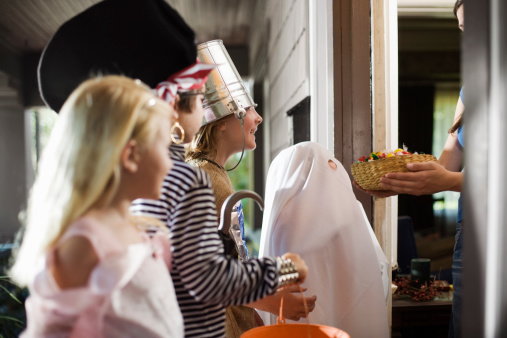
[155,60,215,103]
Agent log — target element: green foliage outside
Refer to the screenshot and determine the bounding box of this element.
[0,245,28,337]
[29,107,57,171]
[225,151,261,256]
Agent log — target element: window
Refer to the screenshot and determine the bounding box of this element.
[432,85,460,235]
[27,107,57,172]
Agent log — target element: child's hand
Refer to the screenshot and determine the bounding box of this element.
[282,253,308,283]
[278,286,317,320]
[247,285,317,320]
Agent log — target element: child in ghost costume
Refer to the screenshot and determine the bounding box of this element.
[259,141,390,338]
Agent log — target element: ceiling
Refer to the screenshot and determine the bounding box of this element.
[0,0,459,55]
[0,0,258,56]
[398,0,456,18]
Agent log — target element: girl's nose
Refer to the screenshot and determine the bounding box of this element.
[255,112,263,125]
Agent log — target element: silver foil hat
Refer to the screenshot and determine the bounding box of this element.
[197,39,256,125]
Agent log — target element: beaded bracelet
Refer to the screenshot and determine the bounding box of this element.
[276,257,300,287]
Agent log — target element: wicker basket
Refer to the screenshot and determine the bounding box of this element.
[351,154,437,190]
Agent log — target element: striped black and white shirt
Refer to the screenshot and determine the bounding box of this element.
[131,144,279,338]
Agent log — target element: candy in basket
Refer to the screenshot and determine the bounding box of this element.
[351,148,436,190]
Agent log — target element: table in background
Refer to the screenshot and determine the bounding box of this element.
[392,293,452,338]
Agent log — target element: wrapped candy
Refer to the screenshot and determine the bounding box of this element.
[355,146,417,163]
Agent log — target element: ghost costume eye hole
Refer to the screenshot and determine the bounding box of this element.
[328,159,337,170]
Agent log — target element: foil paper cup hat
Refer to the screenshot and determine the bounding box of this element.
[197,40,256,124]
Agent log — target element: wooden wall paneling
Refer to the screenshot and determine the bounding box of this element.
[333,0,373,220]
[371,0,400,328]
[372,0,398,255]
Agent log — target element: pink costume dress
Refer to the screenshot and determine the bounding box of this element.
[21,217,183,338]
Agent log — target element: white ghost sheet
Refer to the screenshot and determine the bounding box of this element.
[259,142,389,338]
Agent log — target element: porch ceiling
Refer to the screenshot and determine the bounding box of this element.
[0,0,258,55]
[398,0,456,18]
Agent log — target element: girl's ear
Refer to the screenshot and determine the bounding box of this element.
[171,94,181,110]
[121,140,140,173]
[218,119,229,132]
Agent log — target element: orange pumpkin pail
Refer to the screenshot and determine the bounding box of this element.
[241,293,350,338]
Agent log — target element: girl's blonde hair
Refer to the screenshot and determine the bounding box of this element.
[10,75,172,286]
[186,115,232,161]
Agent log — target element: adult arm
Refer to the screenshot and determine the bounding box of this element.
[361,96,464,196]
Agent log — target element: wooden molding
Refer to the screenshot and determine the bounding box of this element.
[332,0,373,221]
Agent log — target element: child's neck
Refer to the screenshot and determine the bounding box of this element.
[87,197,131,228]
[109,194,131,216]
[212,142,238,167]
[212,152,230,168]
[85,198,142,245]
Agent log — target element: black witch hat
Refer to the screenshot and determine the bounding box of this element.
[38,0,196,112]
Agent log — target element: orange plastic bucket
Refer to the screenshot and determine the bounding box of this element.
[241,294,350,338]
[241,322,350,338]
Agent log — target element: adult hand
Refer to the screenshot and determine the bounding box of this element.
[379,161,462,195]
[282,253,308,284]
[353,180,398,198]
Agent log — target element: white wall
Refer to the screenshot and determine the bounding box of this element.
[250,0,335,171]
[309,0,334,153]
[251,0,310,163]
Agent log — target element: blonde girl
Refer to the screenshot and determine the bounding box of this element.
[11,75,182,337]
